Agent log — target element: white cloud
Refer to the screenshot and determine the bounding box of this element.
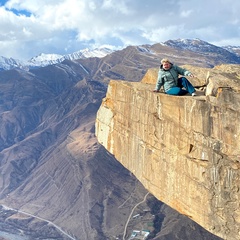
[180,10,192,18]
[0,0,240,60]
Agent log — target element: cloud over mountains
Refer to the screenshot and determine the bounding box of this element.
[0,0,240,60]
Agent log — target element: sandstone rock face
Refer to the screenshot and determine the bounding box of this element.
[95,65,240,240]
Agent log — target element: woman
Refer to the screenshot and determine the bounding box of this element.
[153,58,197,96]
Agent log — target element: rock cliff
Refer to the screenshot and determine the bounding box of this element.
[95,64,240,240]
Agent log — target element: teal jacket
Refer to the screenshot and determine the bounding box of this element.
[155,64,192,92]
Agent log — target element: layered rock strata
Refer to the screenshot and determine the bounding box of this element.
[95,65,240,240]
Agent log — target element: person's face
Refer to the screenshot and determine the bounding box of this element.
[162,61,171,70]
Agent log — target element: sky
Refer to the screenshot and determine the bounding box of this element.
[0,0,240,60]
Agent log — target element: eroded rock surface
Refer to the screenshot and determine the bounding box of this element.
[95,64,240,240]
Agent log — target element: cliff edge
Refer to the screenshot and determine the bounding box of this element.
[95,64,240,240]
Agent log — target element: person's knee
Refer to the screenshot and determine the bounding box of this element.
[180,77,188,82]
[166,87,181,95]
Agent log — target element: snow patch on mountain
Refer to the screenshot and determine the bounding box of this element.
[0,47,114,70]
[223,46,240,56]
[0,56,27,71]
[164,38,217,52]
[163,39,240,60]
[29,48,114,68]
[29,53,63,63]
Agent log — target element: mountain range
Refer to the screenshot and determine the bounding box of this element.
[0,38,234,239]
[1,38,240,71]
[0,47,114,70]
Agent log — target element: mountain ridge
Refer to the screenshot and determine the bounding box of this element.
[0,47,114,70]
[1,38,240,71]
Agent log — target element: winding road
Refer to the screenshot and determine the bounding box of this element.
[122,192,150,240]
[1,204,76,240]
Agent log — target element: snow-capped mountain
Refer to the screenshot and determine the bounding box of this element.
[164,38,235,55]
[162,38,240,63]
[28,47,114,68]
[29,47,114,67]
[0,47,114,71]
[0,56,27,71]
[29,53,64,65]
[223,45,240,56]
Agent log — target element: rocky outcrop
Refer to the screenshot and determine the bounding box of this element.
[95,64,240,240]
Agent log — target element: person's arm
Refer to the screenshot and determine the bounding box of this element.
[174,65,195,77]
[153,71,164,92]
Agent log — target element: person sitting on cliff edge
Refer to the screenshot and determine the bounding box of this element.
[153,58,197,96]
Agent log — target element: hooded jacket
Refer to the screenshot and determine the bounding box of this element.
[155,63,192,92]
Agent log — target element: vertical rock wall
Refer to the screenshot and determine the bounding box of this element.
[95,67,240,240]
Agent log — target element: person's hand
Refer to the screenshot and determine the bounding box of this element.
[189,73,195,78]
[153,89,159,92]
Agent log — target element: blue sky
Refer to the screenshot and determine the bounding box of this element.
[0,0,240,60]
